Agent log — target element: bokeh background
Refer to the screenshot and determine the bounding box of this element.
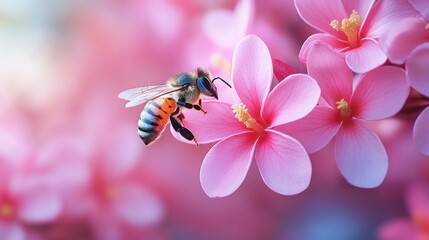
[0,0,428,239]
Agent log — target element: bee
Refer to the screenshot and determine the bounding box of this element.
[118,68,231,145]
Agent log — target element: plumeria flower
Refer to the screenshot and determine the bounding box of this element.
[279,43,410,188]
[174,35,321,197]
[295,0,417,73]
[378,183,429,240]
[408,43,429,156]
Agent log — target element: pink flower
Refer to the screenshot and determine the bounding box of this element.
[378,183,429,240]
[295,0,416,73]
[174,35,321,197]
[408,43,429,156]
[0,159,62,240]
[280,43,410,188]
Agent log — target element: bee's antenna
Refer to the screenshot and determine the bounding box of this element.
[212,77,232,88]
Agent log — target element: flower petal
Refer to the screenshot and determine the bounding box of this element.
[18,188,62,223]
[255,130,312,195]
[276,106,341,153]
[342,0,375,26]
[112,183,164,226]
[413,107,429,156]
[408,0,429,20]
[200,132,257,197]
[335,119,388,188]
[379,18,428,65]
[407,43,429,97]
[307,42,353,108]
[171,101,249,144]
[377,219,420,240]
[351,65,409,120]
[0,223,25,240]
[262,74,320,127]
[299,33,348,64]
[202,0,254,48]
[232,34,272,117]
[345,38,387,73]
[294,0,347,39]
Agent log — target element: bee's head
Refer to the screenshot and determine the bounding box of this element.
[197,76,219,99]
[196,68,232,99]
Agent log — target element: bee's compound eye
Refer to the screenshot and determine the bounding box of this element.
[197,77,213,94]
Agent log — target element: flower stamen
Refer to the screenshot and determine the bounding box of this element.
[330,10,361,48]
[232,103,264,133]
[336,98,352,118]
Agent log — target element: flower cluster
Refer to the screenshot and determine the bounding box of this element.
[1,0,428,239]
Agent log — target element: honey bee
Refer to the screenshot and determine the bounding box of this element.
[118,68,231,145]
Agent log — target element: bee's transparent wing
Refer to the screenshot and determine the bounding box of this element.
[118,85,184,108]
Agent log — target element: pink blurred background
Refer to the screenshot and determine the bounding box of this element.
[0,0,428,239]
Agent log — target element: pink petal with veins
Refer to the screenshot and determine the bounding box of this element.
[299,33,348,64]
[262,74,320,127]
[294,0,347,39]
[307,43,353,108]
[277,106,341,153]
[256,130,312,195]
[335,119,388,188]
[232,35,273,117]
[351,66,409,120]
[345,38,387,73]
[200,132,257,197]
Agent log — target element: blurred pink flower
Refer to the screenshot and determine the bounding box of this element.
[408,43,429,156]
[378,183,429,240]
[0,159,62,240]
[175,35,320,197]
[295,0,416,73]
[280,43,410,188]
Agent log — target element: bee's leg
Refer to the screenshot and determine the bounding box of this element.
[176,100,207,115]
[170,115,199,146]
[197,99,207,114]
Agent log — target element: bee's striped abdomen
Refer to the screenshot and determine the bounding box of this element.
[138,97,177,145]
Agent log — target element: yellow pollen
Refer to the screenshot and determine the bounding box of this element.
[232,103,257,128]
[425,23,429,30]
[330,20,340,31]
[330,10,361,48]
[0,203,14,218]
[211,53,232,75]
[336,98,352,118]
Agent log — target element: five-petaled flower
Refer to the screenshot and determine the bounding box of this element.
[295,0,415,73]
[279,43,410,188]
[174,35,321,197]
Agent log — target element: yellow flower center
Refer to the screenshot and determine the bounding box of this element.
[232,103,264,133]
[330,10,362,48]
[211,53,232,75]
[0,203,14,218]
[336,98,352,118]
